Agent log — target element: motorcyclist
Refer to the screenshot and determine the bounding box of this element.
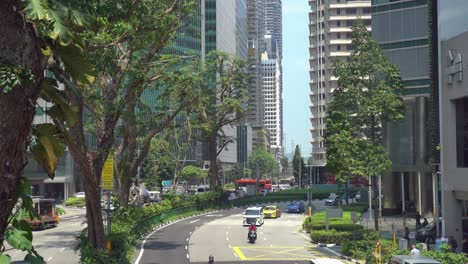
[248,223,257,239]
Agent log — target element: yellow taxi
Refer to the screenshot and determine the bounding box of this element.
[263,205,281,218]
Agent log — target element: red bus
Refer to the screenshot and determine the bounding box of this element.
[235,178,272,192]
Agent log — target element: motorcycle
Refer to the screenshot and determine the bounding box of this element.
[248,230,257,243]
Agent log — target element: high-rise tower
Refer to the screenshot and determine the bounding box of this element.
[308,0,371,175]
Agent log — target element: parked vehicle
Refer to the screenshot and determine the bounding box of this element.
[391,255,441,264]
[26,198,59,229]
[287,202,305,213]
[148,191,161,203]
[415,222,441,243]
[325,196,341,206]
[74,192,85,198]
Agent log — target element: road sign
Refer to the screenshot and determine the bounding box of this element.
[102,153,114,190]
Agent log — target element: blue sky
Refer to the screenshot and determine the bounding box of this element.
[282,0,311,156]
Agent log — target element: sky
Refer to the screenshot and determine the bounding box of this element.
[282,0,311,156]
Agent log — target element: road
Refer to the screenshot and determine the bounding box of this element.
[135,201,351,264]
[7,207,86,264]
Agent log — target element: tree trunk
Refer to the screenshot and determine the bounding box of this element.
[0,0,47,247]
[207,135,219,189]
[373,175,379,231]
[80,160,106,248]
[120,177,131,206]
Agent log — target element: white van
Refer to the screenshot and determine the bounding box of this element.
[148,191,161,202]
[391,255,441,264]
[196,185,210,194]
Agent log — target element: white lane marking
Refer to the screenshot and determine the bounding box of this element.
[190,219,200,224]
[186,254,189,259]
[61,215,80,220]
[189,232,192,235]
[60,247,65,252]
[185,246,188,250]
[194,226,199,229]
[186,238,189,242]
[263,237,267,241]
[226,238,229,241]
[47,257,53,261]
[225,231,228,235]
[233,252,238,258]
[229,244,232,249]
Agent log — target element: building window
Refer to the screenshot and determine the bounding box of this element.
[346,20,353,27]
[337,45,341,51]
[336,9,341,15]
[363,8,371,14]
[346,32,352,38]
[337,32,341,39]
[456,97,468,167]
[337,21,341,27]
[346,9,356,15]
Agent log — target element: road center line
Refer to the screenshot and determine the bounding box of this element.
[189,219,200,224]
[186,254,189,259]
[60,247,65,252]
[47,257,53,261]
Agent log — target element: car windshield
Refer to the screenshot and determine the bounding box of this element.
[288,203,296,206]
[264,206,276,210]
[245,210,260,215]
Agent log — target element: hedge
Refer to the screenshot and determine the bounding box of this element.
[341,203,368,214]
[65,197,85,207]
[310,229,353,244]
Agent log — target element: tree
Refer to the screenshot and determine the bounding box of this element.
[48,0,197,247]
[248,149,276,180]
[0,0,89,250]
[292,145,305,186]
[196,51,249,189]
[143,138,177,193]
[280,156,288,178]
[179,165,207,183]
[326,20,405,230]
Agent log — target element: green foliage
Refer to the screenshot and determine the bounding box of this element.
[421,249,468,264]
[65,197,85,207]
[247,149,277,178]
[55,207,66,215]
[0,59,34,94]
[341,203,369,214]
[1,179,45,263]
[325,19,405,181]
[180,165,207,180]
[310,229,353,244]
[30,123,66,179]
[292,145,306,183]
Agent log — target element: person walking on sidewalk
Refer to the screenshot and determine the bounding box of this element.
[404,227,410,242]
[410,245,420,256]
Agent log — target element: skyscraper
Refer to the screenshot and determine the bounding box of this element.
[308,0,371,179]
[371,0,432,216]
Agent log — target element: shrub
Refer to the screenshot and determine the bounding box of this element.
[310,229,352,244]
[65,197,85,207]
[56,207,66,215]
[341,204,368,214]
[422,250,468,264]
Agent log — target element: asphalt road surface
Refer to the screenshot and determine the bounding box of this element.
[135,201,348,264]
[7,207,86,264]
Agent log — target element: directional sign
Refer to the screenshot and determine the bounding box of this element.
[102,153,114,190]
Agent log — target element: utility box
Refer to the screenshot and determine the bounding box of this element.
[399,238,408,250]
[246,185,257,196]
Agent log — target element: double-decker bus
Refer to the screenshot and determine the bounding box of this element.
[235,178,272,194]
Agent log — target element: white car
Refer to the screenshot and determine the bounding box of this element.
[242,207,264,226]
[74,192,85,198]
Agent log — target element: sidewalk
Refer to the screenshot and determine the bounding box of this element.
[359,210,419,241]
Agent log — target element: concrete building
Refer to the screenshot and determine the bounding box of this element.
[440,30,468,254]
[308,0,371,181]
[438,0,468,252]
[260,47,282,158]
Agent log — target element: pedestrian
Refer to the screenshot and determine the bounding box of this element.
[422,218,428,227]
[449,236,458,253]
[404,227,410,241]
[410,245,420,256]
[441,234,449,244]
[415,212,421,224]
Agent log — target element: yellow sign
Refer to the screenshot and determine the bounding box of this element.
[102,153,114,190]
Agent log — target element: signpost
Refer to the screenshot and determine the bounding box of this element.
[102,153,114,252]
